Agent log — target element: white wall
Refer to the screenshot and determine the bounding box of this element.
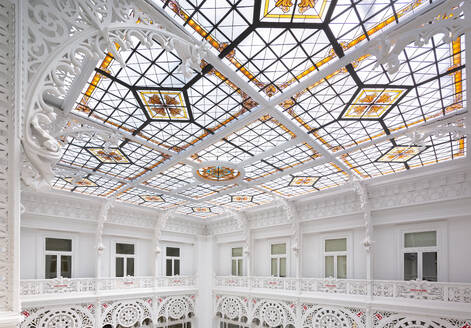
[448,216,471,282]
[21,222,196,279]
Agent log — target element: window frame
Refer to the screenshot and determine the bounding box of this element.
[321,233,352,279]
[269,238,289,277]
[397,222,447,282]
[231,246,244,276]
[37,232,77,279]
[165,246,181,276]
[114,242,136,277]
[112,239,137,277]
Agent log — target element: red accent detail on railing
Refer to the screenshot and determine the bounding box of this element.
[173,280,181,284]
[410,289,427,292]
[22,311,30,317]
[87,304,94,310]
[325,284,337,288]
[357,312,363,317]
[375,314,383,320]
[268,281,278,285]
[124,282,133,285]
[53,284,68,288]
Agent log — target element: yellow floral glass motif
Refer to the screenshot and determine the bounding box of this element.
[377,146,422,163]
[193,207,211,213]
[64,177,97,187]
[88,148,130,164]
[139,91,189,121]
[232,195,253,202]
[289,176,319,187]
[263,0,329,21]
[141,195,164,202]
[343,88,405,119]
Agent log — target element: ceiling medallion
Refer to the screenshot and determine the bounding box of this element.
[193,161,245,185]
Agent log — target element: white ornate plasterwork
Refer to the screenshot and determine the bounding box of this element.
[20,304,96,328]
[215,294,471,328]
[210,166,471,235]
[0,0,18,315]
[21,190,207,235]
[368,0,471,74]
[22,0,206,187]
[96,198,114,254]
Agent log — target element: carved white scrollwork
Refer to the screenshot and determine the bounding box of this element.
[22,0,206,187]
[368,0,471,74]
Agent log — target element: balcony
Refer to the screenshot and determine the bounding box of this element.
[20,276,197,303]
[214,276,471,311]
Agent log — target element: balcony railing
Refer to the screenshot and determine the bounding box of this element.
[214,276,471,304]
[20,275,196,296]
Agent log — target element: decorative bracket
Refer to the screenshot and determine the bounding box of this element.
[368,0,471,74]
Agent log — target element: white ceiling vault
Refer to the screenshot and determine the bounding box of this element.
[44,0,469,219]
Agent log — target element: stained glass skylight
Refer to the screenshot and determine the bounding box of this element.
[50,0,468,218]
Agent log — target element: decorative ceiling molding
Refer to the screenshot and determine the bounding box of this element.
[209,163,471,235]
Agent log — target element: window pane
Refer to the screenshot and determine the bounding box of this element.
[232,247,243,257]
[423,252,437,282]
[404,252,418,280]
[325,256,334,278]
[45,255,57,279]
[166,247,180,257]
[237,259,243,276]
[279,258,286,277]
[166,259,172,276]
[116,243,134,255]
[231,260,237,276]
[174,259,180,275]
[45,238,72,252]
[337,255,347,279]
[404,231,436,248]
[116,257,124,277]
[271,243,286,255]
[61,255,72,278]
[271,258,277,276]
[325,238,347,252]
[126,257,134,276]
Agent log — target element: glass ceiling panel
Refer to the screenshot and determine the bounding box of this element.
[51,173,124,198]
[50,0,467,219]
[210,187,274,210]
[58,134,168,181]
[116,187,184,210]
[243,143,319,182]
[144,163,195,191]
[260,162,348,197]
[279,34,466,153]
[341,132,466,179]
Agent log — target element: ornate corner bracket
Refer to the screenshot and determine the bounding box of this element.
[21,0,206,189]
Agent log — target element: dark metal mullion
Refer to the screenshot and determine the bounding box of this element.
[403,49,426,126]
[222,138,254,157]
[132,49,166,87]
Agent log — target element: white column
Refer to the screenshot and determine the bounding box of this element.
[195,234,213,328]
[0,0,23,326]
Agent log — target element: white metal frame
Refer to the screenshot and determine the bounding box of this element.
[165,246,181,276]
[111,239,137,277]
[398,223,446,281]
[36,231,77,279]
[269,238,289,277]
[320,232,353,279]
[231,246,244,276]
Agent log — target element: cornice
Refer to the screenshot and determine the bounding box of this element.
[209,164,471,235]
[21,190,207,236]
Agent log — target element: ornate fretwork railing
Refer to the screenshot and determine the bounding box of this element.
[214,276,471,304]
[20,275,196,296]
